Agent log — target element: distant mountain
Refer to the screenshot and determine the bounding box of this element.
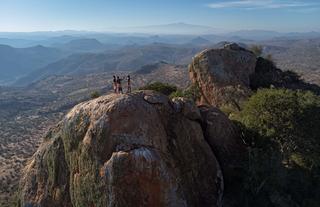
[225,30,282,41]
[188,36,211,45]
[0,35,83,48]
[0,38,38,48]
[6,33,320,87]
[0,44,68,85]
[276,31,320,40]
[47,35,80,44]
[16,43,203,86]
[1,30,319,48]
[52,38,110,52]
[224,30,320,41]
[94,34,201,45]
[111,23,220,35]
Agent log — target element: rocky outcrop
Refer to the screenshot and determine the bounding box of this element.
[19,91,246,207]
[189,43,257,106]
[189,43,320,107]
[199,106,245,181]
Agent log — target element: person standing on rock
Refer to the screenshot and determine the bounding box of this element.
[117,76,123,94]
[127,75,131,93]
[113,76,117,93]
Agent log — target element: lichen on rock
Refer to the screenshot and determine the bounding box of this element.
[189,43,257,107]
[18,91,237,207]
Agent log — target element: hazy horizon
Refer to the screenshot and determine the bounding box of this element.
[0,23,320,34]
[0,22,319,35]
[1,0,320,33]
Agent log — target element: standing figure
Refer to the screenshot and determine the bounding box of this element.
[127,75,131,93]
[117,76,123,94]
[113,75,117,93]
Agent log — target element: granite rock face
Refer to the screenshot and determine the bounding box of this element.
[189,43,320,107]
[189,43,257,106]
[18,91,245,207]
[199,106,246,207]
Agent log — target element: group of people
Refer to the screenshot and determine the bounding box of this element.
[113,75,131,94]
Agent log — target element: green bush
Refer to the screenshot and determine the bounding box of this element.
[90,91,101,99]
[139,82,177,96]
[240,89,320,165]
[169,89,184,99]
[236,88,320,206]
[170,84,200,101]
[249,44,263,57]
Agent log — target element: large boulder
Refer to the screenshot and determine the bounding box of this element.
[199,106,247,207]
[19,91,226,207]
[189,43,257,106]
[199,106,245,179]
[189,43,320,107]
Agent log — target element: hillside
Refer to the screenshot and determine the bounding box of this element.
[262,38,320,70]
[0,42,319,206]
[133,62,189,88]
[16,44,320,207]
[0,45,68,85]
[52,38,116,52]
[1,34,319,87]
[261,38,320,84]
[16,43,202,86]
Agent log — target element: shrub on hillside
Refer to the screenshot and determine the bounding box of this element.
[236,88,320,206]
[249,45,263,57]
[90,91,101,99]
[240,88,320,165]
[139,82,177,96]
[170,84,201,102]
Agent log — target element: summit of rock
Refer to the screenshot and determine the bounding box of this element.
[189,43,320,106]
[189,43,256,106]
[18,91,245,207]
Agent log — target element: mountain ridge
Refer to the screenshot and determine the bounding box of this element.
[0,44,69,85]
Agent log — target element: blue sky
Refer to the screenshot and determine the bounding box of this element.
[0,0,319,32]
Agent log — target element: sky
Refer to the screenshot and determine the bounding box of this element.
[0,0,320,32]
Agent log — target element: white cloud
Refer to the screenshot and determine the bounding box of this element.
[288,7,320,13]
[207,0,318,9]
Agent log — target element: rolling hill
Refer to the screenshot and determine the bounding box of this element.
[16,43,203,86]
[0,44,68,85]
[52,38,118,52]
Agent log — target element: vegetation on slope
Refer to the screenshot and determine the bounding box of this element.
[140,81,201,102]
[235,89,320,207]
[169,84,201,102]
[141,80,320,206]
[139,82,177,96]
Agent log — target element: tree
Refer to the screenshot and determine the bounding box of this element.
[239,88,320,168]
[250,45,263,57]
[236,88,320,206]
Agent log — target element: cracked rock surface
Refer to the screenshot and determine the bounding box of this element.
[189,43,257,107]
[19,91,244,207]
